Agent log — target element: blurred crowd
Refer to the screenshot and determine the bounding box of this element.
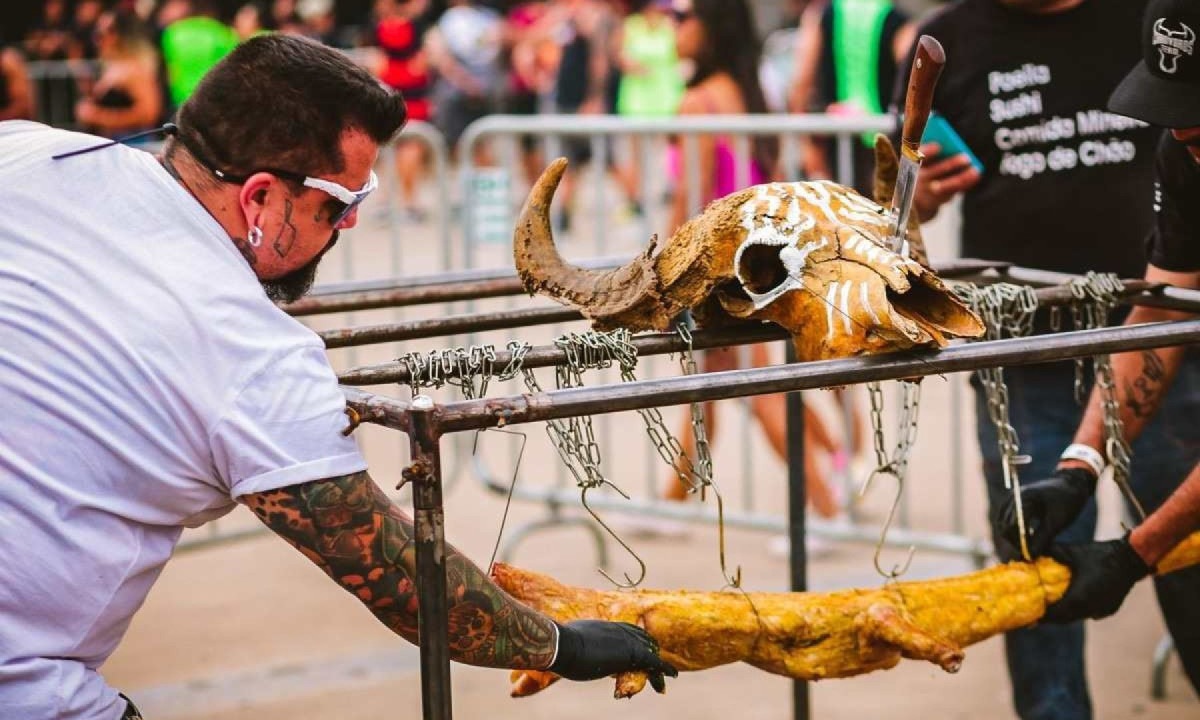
[0,0,918,178]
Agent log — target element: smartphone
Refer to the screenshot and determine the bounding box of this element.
[922,113,984,173]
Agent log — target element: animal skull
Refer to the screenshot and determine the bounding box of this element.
[513,136,983,361]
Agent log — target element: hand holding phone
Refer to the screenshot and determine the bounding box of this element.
[921,113,983,172]
[912,114,983,221]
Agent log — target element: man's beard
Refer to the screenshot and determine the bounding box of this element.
[262,231,339,304]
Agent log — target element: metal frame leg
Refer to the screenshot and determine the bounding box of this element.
[1152,634,1174,701]
[407,396,453,720]
[785,345,809,720]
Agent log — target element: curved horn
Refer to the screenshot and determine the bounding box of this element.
[513,158,676,331]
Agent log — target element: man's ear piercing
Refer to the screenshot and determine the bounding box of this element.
[247,226,263,247]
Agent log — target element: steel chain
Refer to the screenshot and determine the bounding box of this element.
[865,380,922,483]
[674,320,714,490]
[1067,272,1145,519]
[953,282,1039,560]
[397,341,532,400]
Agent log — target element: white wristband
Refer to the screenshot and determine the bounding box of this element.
[1060,443,1105,477]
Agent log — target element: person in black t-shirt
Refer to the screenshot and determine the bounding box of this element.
[895,1,1200,718]
[994,0,1200,692]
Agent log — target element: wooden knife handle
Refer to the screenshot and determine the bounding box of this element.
[901,35,946,153]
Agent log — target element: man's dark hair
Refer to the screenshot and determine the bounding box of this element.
[175,33,406,180]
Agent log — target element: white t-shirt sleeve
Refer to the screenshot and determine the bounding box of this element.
[209,344,367,498]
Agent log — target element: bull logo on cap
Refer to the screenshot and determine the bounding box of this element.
[1153,17,1196,74]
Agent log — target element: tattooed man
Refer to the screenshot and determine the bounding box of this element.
[0,34,672,720]
[995,0,1200,677]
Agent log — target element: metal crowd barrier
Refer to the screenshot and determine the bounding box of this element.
[458,112,895,266]
[27,59,97,129]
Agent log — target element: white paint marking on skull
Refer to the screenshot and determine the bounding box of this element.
[757,184,781,218]
[780,239,825,275]
[848,233,884,265]
[860,281,882,326]
[786,196,801,227]
[737,238,827,310]
[825,281,839,341]
[791,182,840,225]
[839,206,891,228]
[734,185,826,310]
[836,186,889,216]
[839,281,853,335]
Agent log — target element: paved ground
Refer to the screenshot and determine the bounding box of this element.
[101,161,1198,718]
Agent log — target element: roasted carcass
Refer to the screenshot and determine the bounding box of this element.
[513,137,985,361]
[495,532,1200,698]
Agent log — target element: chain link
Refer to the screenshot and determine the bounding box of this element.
[953,282,1039,560]
[863,378,922,580]
[866,379,922,481]
[672,319,714,491]
[397,342,532,400]
[1066,272,1145,520]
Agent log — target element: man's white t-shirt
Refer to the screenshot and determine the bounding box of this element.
[0,122,368,719]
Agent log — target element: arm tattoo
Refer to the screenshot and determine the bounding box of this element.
[243,472,557,669]
[273,198,297,258]
[1123,350,1167,420]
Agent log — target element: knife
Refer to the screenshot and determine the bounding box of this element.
[887,35,946,258]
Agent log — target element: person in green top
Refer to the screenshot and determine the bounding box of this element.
[613,0,684,216]
[789,0,913,194]
[615,0,683,118]
[160,0,239,108]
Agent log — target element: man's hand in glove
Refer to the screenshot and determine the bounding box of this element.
[548,619,679,692]
[1042,535,1151,624]
[993,467,1097,559]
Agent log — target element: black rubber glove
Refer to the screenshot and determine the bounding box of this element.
[548,620,678,692]
[993,467,1097,559]
[1042,535,1151,624]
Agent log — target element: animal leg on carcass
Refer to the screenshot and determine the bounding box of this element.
[495,531,1200,698]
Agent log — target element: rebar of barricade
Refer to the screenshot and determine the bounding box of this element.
[457,113,895,267]
[27,60,98,129]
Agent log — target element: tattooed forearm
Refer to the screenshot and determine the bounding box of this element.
[243,472,557,670]
[1123,349,1168,420]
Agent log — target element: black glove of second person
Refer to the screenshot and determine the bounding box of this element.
[549,619,678,692]
[994,467,1097,559]
[1042,535,1150,624]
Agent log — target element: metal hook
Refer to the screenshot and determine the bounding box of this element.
[860,468,916,581]
[710,481,743,589]
[580,484,647,589]
[483,426,529,575]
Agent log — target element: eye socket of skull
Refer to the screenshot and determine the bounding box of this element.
[736,244,791,295]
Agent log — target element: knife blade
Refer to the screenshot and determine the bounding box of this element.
[888,35,946,258]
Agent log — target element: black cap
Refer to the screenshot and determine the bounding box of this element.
[1108,0,1200,127]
